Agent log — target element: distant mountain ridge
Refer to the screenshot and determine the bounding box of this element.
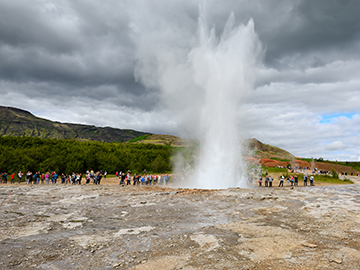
[0,106,150,142]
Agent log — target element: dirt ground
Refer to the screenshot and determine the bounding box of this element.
[1,178,360,269]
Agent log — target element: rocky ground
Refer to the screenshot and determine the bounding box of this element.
[1,180,360,269]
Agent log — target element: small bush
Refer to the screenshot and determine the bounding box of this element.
[331,167,339,179]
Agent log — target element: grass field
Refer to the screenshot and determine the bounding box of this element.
[313,174,353,184]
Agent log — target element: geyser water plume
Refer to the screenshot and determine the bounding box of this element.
[132,6,262,189]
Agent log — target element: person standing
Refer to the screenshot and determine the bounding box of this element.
[50,171,54,184]
[86,173,90,184]
[121,172,126,185]
[265,176,269,187]
[18,171,23,184]
[54,172,58,184]
[279,175,284,187]
[294,175,298,186]
[259,177,262,187]
[10,173,15,184]
[290,176,294,186]
[61,173,66,184]
[37,172,41,184]
[133,174,137,185]
[3,172,8,184]
[141,175,145,185]
[45,172,50,184]
[76,173,81,185]
[26,171,31,184]
[90,170,94,184]
[310,175,314,186]
[32,172,37,184]
[304,175,308,186]
[97,171,102,185]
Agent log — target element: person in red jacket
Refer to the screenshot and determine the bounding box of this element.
[10,173,15,184]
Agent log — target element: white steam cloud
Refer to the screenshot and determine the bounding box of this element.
[132,4,263,188]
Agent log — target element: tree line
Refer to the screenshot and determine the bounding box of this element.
[0,136,172,174]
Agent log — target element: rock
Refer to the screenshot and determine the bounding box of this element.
[113,262,121,268]
[301,243,318,248]
[330,258,342,264]
[155,192,170,196]
[140,201,147,204]
[316,204,320,207]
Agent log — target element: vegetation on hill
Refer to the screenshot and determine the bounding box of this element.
[128,134,192,147]
[317,159,360,172]
[247,138,295,160]
[0,136,172,174]
[0,106,150,142]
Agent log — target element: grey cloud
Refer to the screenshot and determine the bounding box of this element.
[325,141,348,151]
[0,0,359,160]
[0,1,81,53]
[0,0,157,110]
[262,0,360,67]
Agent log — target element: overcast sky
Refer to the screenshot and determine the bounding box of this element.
[0,0,359,161]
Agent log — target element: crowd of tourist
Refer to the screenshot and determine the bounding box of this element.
[0,169,171,186]
[258,174,314,187]
[0,170,105,185]
[115,170,170,185]
[0,165,356,187]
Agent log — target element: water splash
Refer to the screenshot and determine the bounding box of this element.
[133,5,262,189]
[180,8,262,188]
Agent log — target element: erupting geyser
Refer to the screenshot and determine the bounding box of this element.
[133,6,262,189]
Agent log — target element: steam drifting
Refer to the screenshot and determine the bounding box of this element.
[133,6,262,188]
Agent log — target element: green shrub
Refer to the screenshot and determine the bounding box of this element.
[331,167,339,179]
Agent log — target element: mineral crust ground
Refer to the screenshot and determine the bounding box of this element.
[1,181,360,269]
